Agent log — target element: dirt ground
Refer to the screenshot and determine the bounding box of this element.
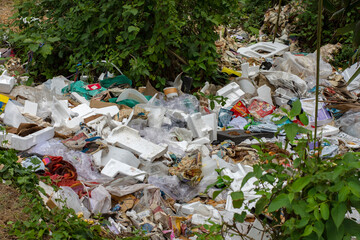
[0,0,14,25]
[0,183,29,239]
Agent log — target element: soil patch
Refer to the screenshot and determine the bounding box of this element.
[0,183,29,239]
[0,0,14,26]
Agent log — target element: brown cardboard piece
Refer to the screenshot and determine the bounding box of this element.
[143,80,159,97]
[90,99,119,109]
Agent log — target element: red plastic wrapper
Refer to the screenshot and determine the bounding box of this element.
[231,100,249,117]
[248,99,275,119]
[85,83,102,90]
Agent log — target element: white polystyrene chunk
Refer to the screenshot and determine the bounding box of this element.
[201,113,217,141]
[106,126,167,161]
[101,159,146,181]
[93,106,119,117]
[187,113,212,138]
[216,82,245,108]
[0,70,15,93]
[24,100,38,116]
[101,145,140,168]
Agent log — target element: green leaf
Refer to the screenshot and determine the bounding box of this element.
[292,176,311,192]
[212,190,223,200]
[331,203,347,229]
[231,191,244,201]
[255,196,267,214]
[299,112,309,126]
[268,193,289,212]
[210,100,215,110]
[39,44,53,58]
[338,187,350,202]
[326,218,344,240]
[343,218,360,236]
[290,100,302,117]
[47,37,61,42]
[198,63,206,70]
[314,207,321,221]
[302,225,313,237]
[348,180,360,197]
[288,192,295,203]
[284,124,299,141]
[233,212,246,223]
[128,26,140,33]
[314,221,325,239]
[241,172,255,189]
[28,44,39,52]
[320,202,329,220]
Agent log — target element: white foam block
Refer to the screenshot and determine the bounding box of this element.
[93,106,119,117]
[216,82,245,108]
[24,100,38,116]
[187,113,212,138]
[101,159,146,181]
[106,126,167,161]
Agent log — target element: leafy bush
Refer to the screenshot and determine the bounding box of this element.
[0,149,109,239]
[7,0,238,88]
[224,101,360,239]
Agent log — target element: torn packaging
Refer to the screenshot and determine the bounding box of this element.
[169,151,203,186]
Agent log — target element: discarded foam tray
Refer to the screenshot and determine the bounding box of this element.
[0,127,55,151]
[217,130,275,144]
[237,42,289,59]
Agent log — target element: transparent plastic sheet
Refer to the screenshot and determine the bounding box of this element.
[261,71,308,98]
[10,85,67,119]
[140,161,169,177]
[87,185,111,214]
[132,187,166,213]
[273,52,332,88]
[337,111,360,138]
[53,186,91,219]
[140,127,186,156]
[148,175,201,202]
[148,93,200,114]
[29,139,104,181]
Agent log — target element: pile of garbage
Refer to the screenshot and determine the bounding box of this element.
[1,35,360,239]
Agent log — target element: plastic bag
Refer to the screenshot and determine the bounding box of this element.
[261,71,308,97]
[88,185,111,214]
[29,139,104,181]
[273,52,332,82]
[148,175,200,202]
[53,186,91,219]
[337,111,360,138]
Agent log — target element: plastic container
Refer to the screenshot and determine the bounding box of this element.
[164,87,178,98]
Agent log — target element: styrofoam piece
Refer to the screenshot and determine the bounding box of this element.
[191,137,211,145]
[101,159,146,181]
[0,70,15,93]
[237,42,289,58]
[71,103,94,118]
[106,126,167,161]
[24,100,38,116]
[0,127,54,151]
[187,113,212,138]
[93,106,119,117]
[201,113,218,141]
[116,89,148,103]
[319,125,339,137]
[52,97,71,128]
[101,145,140,168]
[71,92,89,106]
[257,85,273,105]
[241,63,260,79]
[216,82,245,108]
[3,100,28,128]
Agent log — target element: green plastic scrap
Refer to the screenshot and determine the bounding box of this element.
[100,75,132,88]
[61,81,106,100]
